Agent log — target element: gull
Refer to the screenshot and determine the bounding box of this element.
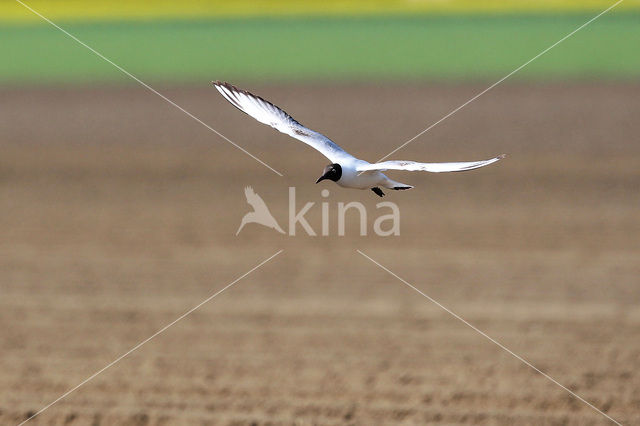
[214,81,505,197]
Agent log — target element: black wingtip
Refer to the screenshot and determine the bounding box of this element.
[212,81,249,98]
[213,81,237,90]
[213,81,244,93]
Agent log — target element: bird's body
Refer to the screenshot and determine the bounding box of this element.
[334,158,412,190]
[213,81,504,196]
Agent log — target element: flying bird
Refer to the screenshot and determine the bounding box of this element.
[236,186,285,235]
[214,81,505,197]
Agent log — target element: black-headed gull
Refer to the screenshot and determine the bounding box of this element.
[214,81,505,197]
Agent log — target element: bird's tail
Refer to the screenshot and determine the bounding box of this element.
[382,178,414,191]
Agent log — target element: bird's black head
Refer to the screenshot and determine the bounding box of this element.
[316,163,342,184]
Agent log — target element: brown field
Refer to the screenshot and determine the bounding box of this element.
[0,83,639,425]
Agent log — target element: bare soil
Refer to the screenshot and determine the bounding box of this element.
[0,83,639,425]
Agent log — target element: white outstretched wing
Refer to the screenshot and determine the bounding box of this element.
[213,81,354,163]
[357,155,505,173]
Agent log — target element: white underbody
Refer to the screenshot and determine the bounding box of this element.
[334,159,411,190]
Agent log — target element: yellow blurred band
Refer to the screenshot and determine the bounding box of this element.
[3,0,639,23]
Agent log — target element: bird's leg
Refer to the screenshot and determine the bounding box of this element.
[371,187,385,197]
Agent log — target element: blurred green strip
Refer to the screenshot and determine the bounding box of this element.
[1,14,639,85]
